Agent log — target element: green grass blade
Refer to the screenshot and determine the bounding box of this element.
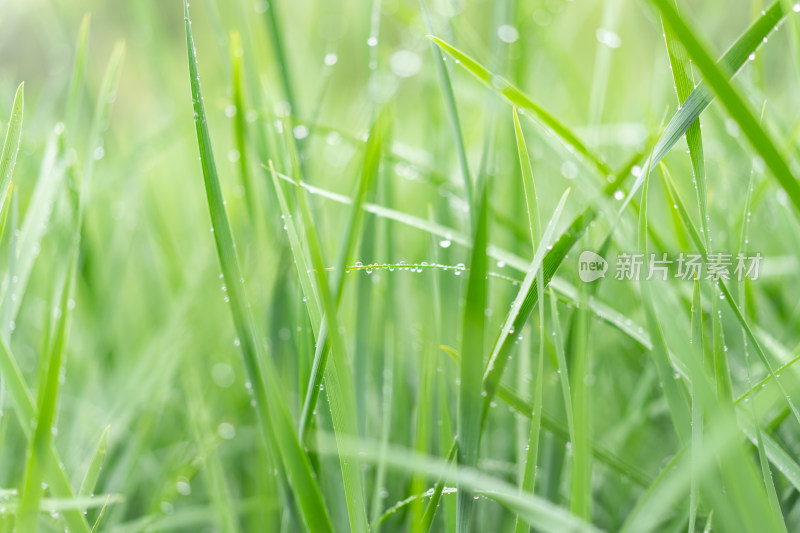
[78,426,109,499]
[482,189,571,422]
[651,0,800,215]
[456,184,489,533]
[0,83,23,211]
[183,4,334,531]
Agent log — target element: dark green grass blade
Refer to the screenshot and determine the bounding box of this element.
[0,83,23,211]
[651,0,800,215]
[456,185,489,533]
[183,4,333,531]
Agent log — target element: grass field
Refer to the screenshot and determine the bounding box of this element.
[2,0,800,531]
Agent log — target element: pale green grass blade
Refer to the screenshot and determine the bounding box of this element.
[548,290,576,443]
[652,0,800,215]
[64,13,90,135]
[315,434,603,533]
[183,4,334,531]
[78,426,109,499]
[428,37,612,179]
[513,108,540,244]
[456,185,489,533]
[689,280,703,533]
[0,83,23,212]
[230,31,258,223]
[738,156,783,522]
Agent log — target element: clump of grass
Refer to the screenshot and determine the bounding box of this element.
[2,0,800,531]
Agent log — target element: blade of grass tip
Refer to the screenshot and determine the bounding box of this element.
[64,13,90,136]
[296,110,388,440]
[9,129,67,321]
[638,166,691,443]
[652,0,800,215]
[428,36,613,180]
[0,83,23,211]
[661,0,711,249]
[78,426,109,500]
[90,495,112,533]
[420,0,473,220]
[512,105,546,532]
[182,4,334,531]
[456,183,489,533]
[661,163,800,428]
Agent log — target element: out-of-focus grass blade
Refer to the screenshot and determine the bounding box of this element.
[456,185,489,533]
[79,426,109,499]
[18,256,78,531]
[689,280,704,533]
[428,37,612,179]
[230,31,258,223]
[0,83,23,212]
[652,0,800,215]
[738,158,783,521]
[316,434,603,533]
[65,14,90,136]
[296,110,388,440]
[182,3,334,531]
[420,0,473,215]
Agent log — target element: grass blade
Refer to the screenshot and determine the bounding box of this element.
[0,83,23,212]
[183,3,334,531]
[652,0,800,215]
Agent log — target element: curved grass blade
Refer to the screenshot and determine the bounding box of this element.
[183,3,333,531]
[0,83,23,212]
